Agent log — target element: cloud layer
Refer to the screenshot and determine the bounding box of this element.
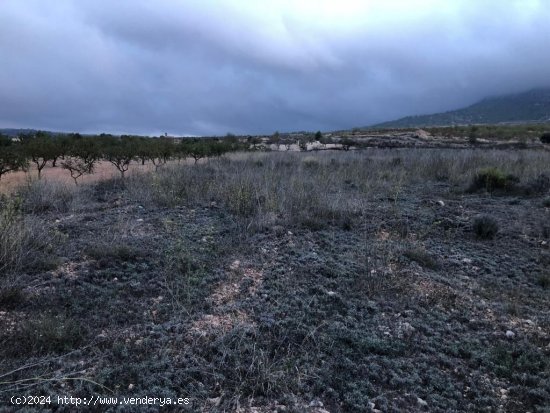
[1,0,549,135]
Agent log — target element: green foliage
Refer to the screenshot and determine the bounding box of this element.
[102,136,140,178]
[470,167,519,193]
[0,133,28,179]
[404,247,440,269]
[340,137,355,151]
[536,273,549,289]
[8,315,85,356]
[473,215,499,239]
[22,133,59,179]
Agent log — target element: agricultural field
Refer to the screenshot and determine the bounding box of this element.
[0,142,549,412]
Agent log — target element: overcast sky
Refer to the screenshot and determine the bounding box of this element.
[1,0,549,136]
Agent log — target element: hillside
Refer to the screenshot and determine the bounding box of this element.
[373,88,550,128]
[0,128,40,137]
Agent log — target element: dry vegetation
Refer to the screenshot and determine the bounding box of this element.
[0,147,549,412]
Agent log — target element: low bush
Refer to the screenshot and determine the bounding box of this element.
[473,215,499,239]
[536,273,549,289]
[470,168,519,193]
[404,247,440,269]
[0,285,24,309]
[6,315,85,356]
[540,132,550,144]
[20,180,75,213]
[523,174,550,196]
[1,198,56,276]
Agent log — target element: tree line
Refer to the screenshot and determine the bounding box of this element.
[0,132,245,184]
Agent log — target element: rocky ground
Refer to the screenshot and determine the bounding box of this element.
[0,149,549,412]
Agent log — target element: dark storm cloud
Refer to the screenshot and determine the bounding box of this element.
[1,0,549,135]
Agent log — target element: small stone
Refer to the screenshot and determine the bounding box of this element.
[309,400,323,407]
[462,258,473,264]
[137,218,144,222]
[326,291,337,297]
[368,401,376,409]
[505,330,515,339]
[437,200,445,207]
[287,231,293,236]
[128,383,134,390]
[417,397,428,407]
[207,397,221,406]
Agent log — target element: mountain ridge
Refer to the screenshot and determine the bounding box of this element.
[372,88,550,128]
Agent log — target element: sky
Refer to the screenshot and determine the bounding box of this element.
[1,0,549,136]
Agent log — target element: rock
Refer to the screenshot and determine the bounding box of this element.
[207,397,221,406]
[505,330,515,339]
[417,397,428,407]
[368,401,376,409]
[326,291,337,297]
[398,321,416,338]
[128,383,134,390]
[462,258,473,264]
[437,200,445,207]
[309,400,323,408]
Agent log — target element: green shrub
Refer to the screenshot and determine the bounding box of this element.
[473,215,499,239]
[302,156,319,168]
[226,181,257,217]
[85,243,140,265]
[8,315,85,356]
[0,285,24,309]
[536,273,549,289]
[404,247,440,269]
[470,168,519,193]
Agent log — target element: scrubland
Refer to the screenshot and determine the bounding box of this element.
[1,148,549,412]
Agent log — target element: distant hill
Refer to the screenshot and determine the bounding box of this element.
[0,128,41,137]
[372,88,550,128]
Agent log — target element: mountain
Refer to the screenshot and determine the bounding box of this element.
[372,88,550,128]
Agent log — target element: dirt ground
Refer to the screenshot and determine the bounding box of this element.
[0,149,548,412]
[0,161,170,193]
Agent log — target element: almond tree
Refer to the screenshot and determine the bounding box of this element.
[0,136,27,181]
[104,137,138,179]
[22,132,59,179]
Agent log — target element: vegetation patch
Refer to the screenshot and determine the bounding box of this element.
[404,247,440,269]
[4,315,85,356]
[473,215,499,239]
[469,167,520,193]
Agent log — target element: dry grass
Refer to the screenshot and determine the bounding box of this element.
[1,147,549,412]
